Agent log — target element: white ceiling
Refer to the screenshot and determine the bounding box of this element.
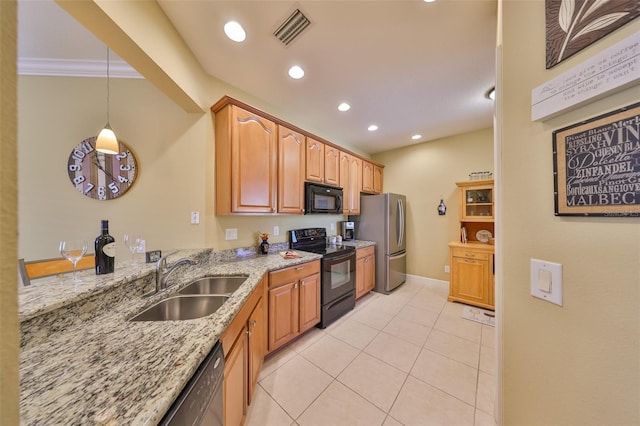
[18,0,497,155]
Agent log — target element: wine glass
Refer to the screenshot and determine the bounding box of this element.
[59,240,88,282]
[124,234,142,265]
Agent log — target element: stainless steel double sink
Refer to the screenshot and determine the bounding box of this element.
[130,276,248,321]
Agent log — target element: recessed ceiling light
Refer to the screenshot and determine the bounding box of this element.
[485,86,495,100]
[224,21,246,42]
[288,65,305,79]
[338,102,351,112]
[411,134,422,140]
[368,125,378,132]
[424,0,436,3]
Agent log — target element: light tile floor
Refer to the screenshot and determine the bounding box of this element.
[246,276,496,426]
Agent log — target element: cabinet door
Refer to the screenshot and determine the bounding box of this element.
[231,107,277,213]
[349,156,362,215]
[364,253,375,293]
[451,256,489,305]
[299,273,321,333]
[339,152,351,214]
[247,297,265,405]
[305,138,324,183]
[224,326,248,426]
[278,125,305,214]
[268,281,298,352]
[355,256,366,299]
[373,165,383,194]
[460,184,494,221]
[324,146,340,187]
[362,161,375,193]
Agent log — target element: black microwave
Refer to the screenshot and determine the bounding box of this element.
[305,182,343,214]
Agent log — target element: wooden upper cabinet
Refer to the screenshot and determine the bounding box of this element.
[306,138,340,187]
[305,138,324,183]
[340,152,361,215]
[373,165,383,194]
[349,156,362,215]
[215,104,277,214]
[339,152,351,214]
[278,125,305,214]
[362,161,375,193]
[324,146,340,187]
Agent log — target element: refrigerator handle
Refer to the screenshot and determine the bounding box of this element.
[397,198,404,247]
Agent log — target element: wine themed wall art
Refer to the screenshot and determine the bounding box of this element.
[552,101,640,216]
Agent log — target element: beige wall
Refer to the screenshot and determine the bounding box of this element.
[18,75,347,261]
[500,2,640,424]
[373,128,494,281]
[0,0,19,423]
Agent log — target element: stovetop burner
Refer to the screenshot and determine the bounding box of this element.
[289,227,355,258]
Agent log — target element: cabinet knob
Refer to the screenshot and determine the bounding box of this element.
[251,320,257,328]
[301,208,305,213]
[294,283,298,289]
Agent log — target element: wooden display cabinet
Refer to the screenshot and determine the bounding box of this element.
[449,180,495,310]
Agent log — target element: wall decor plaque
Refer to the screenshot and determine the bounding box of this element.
[553,102,640,216]
[546,0,640,69]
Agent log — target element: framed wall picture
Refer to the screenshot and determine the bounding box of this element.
[553,102,640,217]
[545,0,640,69]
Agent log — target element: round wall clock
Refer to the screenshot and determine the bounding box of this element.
[66,136,138,200]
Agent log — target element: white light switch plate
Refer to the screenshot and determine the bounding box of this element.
[530,258,563,306]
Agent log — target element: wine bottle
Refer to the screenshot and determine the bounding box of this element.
[95,220,115,274]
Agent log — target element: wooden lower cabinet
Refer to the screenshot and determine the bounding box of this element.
[221,276,267,426]
[448,242,494,310]
[268,260,321,353]
[356,246,375,299]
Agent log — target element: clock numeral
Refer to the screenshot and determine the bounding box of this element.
[84,182,95,194]
[73,175,86,185]
[98,186,106,199]
[118,175,129,184]
[68,164,81,172]
[72,149,87,162]
[79,140,94,154]
[108,182,119,194]
[115,151,127,160]
[119,164,132,171]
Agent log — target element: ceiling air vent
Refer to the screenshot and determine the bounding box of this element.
[274,9,310,46]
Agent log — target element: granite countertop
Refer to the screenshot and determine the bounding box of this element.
[19,248,321,425]
[341,239,376,249]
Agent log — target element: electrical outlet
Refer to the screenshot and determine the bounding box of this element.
[273,226,280,236]
[190,211,200,224]
[330,223,335,231]
[444,265,450,273]
[225,228,238,240]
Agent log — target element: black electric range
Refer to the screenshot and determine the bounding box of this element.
[289,228,355,258]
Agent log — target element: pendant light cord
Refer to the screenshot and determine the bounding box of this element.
[106,47,110,125]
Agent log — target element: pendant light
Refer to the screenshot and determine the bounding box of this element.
[96,47,119,154]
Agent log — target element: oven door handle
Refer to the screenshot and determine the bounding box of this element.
[324,251,354,263]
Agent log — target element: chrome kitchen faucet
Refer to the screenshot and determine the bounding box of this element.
[155,253,198,293]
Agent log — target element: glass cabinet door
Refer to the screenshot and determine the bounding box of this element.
[462,186,493,220]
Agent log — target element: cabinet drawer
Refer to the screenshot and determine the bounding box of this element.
[451,248,490,261]
[356,245,375,259]
[269,260,320,288]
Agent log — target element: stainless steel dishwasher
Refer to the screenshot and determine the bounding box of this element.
[159,341,224,426]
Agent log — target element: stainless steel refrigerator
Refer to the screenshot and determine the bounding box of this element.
[351,193,406,294]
